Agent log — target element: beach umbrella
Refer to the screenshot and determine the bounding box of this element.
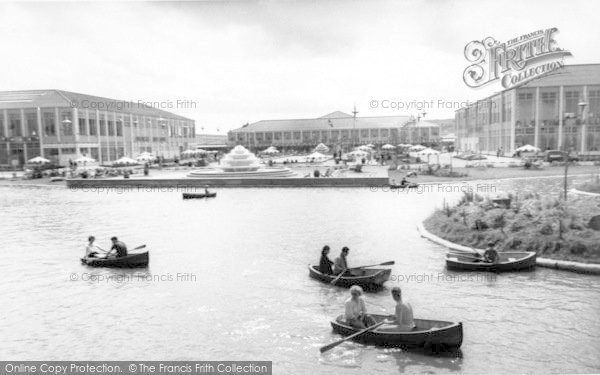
[262,148,279,154]
[382,144,396,150]
[113,157,138,166]
[348,150,368,157]
[182,149,195,155]
[314,143,329,153]
[366,143,375,148]
[136,153,156,161]
[74,156,96,164]
[417,148,440,157]
[357,145,372,151]
[409,144,426,151]
[28,156,50,164]
[515,144,540,152]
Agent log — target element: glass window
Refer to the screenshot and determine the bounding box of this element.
[60,110,73,136]
[0,116,4,138]
[99,115,106,136]
[108,120,115,136]
[89,118,97,136]
[42,110,56,136]
[78,118,86,136]
[116,121,123,137]
[25,111,37,136]
[8,111,21,137]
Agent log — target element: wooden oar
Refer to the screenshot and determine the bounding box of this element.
[330,261,395,285]
[320,321,385,353]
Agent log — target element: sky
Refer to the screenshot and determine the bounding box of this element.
[1,0,599,133]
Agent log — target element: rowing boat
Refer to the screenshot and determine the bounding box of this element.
[330,314,463,350]
[445,251,536,272]
[182,192,217,199]
[81,251,149,268]
[308,265,391,290]
[389,182,419,189]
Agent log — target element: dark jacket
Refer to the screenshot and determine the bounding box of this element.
[319,254,334,275]
[111,241,128,257]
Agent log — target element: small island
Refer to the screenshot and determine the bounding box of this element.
[424,190,600,264]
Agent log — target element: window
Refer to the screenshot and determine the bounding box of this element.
[99,116,106,136]
[8,112,21,137]
[26,112,37,136]
[61,110,73,136]
[79,118,86,136]
[89,118,97,136]
[42,111,55,136]
[116,122,123,137]
[108,120,115,136]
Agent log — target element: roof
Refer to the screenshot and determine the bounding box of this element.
[0,89,193,121]
[456,64,600,112]
[319,111,352,118]
[230,112,417,133]
[520,63,600,88]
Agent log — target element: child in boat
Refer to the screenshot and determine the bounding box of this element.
[483,242,499,263]
[85,236,105,258]
[344,285,376,329]
[381,287,416,332]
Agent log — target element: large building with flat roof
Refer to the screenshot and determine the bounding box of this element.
[228,111,440,151]
[455,64,600,154]
[0,90,195,167]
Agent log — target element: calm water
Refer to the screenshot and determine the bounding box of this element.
[0,176,599,374]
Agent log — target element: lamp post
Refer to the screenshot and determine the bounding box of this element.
[563,101,587,201]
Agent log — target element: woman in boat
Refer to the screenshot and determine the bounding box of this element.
[382,287,416,331]
[333,247,350,275]
[483,242,499,263]
[319,245,334,275]
[344,285,376,329]
[85,236,105,258]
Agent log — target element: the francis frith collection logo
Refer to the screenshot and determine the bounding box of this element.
[463,27,572,89]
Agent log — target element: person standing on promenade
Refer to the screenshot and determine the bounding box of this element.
[333,247,350,275]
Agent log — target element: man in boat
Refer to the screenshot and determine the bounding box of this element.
[319,245,334,275]
[345,285,376,329]
[333,247,350,275]
[482,242,499,263]
[400,177,408,187]
[204,185,211,195]
[85,236,105,258]
[382,287,416,331]
[106,236,128,258]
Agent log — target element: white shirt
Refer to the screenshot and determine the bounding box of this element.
[344,296,367,321]
[85,244,100,256]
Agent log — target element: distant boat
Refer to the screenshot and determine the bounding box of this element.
[389,182,419,189]
[330,314,463,350]
[81,252,149,268]
[308,265,390,290]
[182,192,217,199]
[445,251,536,272]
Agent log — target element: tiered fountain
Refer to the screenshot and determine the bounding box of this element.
[187,145,297,179]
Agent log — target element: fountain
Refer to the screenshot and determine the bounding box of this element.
[187,145,297,178]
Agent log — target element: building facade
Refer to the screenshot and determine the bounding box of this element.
[193,134,229,150]
[0,90,195,167]
[228,111,440,151]
[455,64,600,154]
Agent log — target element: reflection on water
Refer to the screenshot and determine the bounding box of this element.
[0,175,599,374]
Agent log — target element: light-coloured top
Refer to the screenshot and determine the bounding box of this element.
[333,256,348,274]
[344,296,367,321]
[395,301,415,330]
[85,244,100,257]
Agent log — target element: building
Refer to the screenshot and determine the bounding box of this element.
[228,111,440,151]
[0,90,195,167]
[193,134,229,150]
[455,64,600,154]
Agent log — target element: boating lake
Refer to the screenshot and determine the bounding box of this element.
[0,175,599,374]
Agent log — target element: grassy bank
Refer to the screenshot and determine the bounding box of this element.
[423,191,600,264]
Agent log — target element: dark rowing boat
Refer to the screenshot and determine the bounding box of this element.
[330,314,463,350]
[445,251,536,272]
[81,251,149,268]
[182,192,217,199]
[389,182,419,189]
[308,265,391,290]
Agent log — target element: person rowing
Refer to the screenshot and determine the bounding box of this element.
[85,235,105,258]
[105,236,128,258]
[381,287,416,332]
[333,247,351,276]
[319,245,334,275]
[205,185,211,195]
[482,242,499,263]
[344,285,376,329]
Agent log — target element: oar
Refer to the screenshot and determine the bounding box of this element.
[352,261,395,269]
[330,261,395,285]
[449,247,482,256]
[320,320,385,353]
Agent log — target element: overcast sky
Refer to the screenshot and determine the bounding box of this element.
[1,0,599,133]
